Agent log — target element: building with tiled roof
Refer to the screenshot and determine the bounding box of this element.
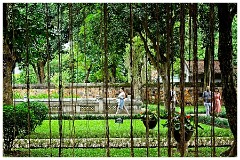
[185,60,221,83]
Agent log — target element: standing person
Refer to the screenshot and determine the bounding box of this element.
[115,87,129,115]
[213,87,222,115]
[202,86,212,116]
[170,86,178,111]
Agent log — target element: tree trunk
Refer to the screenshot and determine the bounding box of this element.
[110,64,116,83]
[32,64,40,83]
[3,41,15,105]
[204,45,211,89]
[160,63,169,110]
[37,60,46,84]
[218,3,237,157]
[132,62,143,100]
[32,60,46,84]
[85,63,92,83]
[3,4,15,105]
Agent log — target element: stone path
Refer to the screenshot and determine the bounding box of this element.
[13,137,233,149]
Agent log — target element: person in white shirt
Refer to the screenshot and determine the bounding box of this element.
[115,87,129,115]
[170,86,178,110]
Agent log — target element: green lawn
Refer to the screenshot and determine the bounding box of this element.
[147,104,226,115]
[7,147,229,157]
[25,119,232,139]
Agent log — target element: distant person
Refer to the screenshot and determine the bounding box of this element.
[213,87,222,115]
[202,86,212,116]
[115,87,129,115]
[170,86,178,110]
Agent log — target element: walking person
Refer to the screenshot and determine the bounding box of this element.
[115,87,129,115]
[213,87,222,115]
[170,86,178,111]
[202,86,212,116]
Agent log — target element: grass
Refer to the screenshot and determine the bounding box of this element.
[147,104,226,115]
[23,119,232,139]
[6,147,229,157]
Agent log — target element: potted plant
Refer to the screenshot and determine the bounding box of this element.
[163,112,203,154]
[163,112,203,141]
[140,109,158,129]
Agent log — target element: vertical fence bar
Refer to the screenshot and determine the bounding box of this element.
[179,3,186,157]
[25,3,31,157]
[75,4,80,157]
[156,3,161,157]
[11,3,17,149]
[103,3,110,157]
[192,3,199,157]
[166,3,172,157]
[45,3,52,157]
[129,3,134,157]
[144,3,149,157]
[83,5,90,156]
[57,3,63,157]
[170,3,175,157]
[188,4,192,80]
[68,3,76,156]
[210,3,216,157]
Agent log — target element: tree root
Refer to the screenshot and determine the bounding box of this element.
[220,140,237,157]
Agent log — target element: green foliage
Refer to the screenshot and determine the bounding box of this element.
[13,92,59,99]
[9,4,237,85]
[198,116,229,128]
[3,102,48,152]
[3,104,37,152]
[162,112,203,131]
[13,66,38,84]
[139,109,158,121]
[17,102,49,128]
[141,104,168,119]
[124,36,147,83]
[232,15,237,66]
[13,92,22,99]
[159,107,168,118]
[218,109,227,118]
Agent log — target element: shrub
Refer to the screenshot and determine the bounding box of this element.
[13,92,22,99]
[198,116,229,128]
[3,104,37,152]
[218,109,227,118]
[17,102,49,129]
[3,102,48,153]
[159,108,168,118]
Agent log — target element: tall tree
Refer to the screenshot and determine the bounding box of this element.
[132,4,180,108]
[217,3,237,157]
[3,3,18,105]
[199,4,211,88]
[3,4,12,105]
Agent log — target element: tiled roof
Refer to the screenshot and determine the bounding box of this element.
[185,60,221,74]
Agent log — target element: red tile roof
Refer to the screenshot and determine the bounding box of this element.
[186,60,221,74]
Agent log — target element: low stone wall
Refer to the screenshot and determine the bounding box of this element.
[12,83,224,105]
[14,98,143,114]
[13,83,131,99]
[12,137,233,148]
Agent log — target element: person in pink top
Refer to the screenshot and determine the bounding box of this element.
[213,87,222,115]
